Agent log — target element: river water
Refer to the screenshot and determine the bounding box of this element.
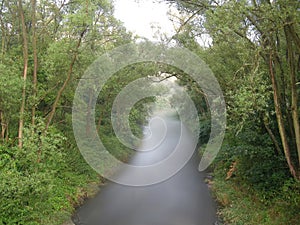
[72,116,217,225]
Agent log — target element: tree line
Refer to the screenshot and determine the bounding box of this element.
[0,0,141,223]
[163,0,300,224]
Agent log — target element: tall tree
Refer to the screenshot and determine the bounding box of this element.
[31,0,38,126]
[18,0,29,148]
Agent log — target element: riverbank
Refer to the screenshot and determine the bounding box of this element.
[59,179,104,225]
[211,168,300,225]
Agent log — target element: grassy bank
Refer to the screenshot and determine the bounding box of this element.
[196,125,300,225]
[213,176,300,225]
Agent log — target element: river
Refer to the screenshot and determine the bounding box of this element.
[72,115,218,225]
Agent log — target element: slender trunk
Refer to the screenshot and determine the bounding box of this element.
[45,29,87,131]
[285,23,300,53]
[263,117,281,156]
[0,110,5,140]
[31,0,38,126]
[269,53,298,179]
[5,122,8,142]
[1,27,4,57]
[0,1,5,58]
[285,25,300,167]
[18,0,29,149]
[286,111,296,150]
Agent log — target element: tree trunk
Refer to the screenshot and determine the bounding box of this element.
[269,53,298,179]
[285,25,300,168]
[0,24,5,57]
[0,0,6,58]
[263,116,281,156]
[45,29,87,131]
[31,0,38,126]
[5,122,8,142]
[18,0,29,149]
[0,110,5,140]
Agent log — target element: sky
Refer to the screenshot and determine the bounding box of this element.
[113,0,177,41]
[113,0,212,46]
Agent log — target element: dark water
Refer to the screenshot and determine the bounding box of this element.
[72,116,217,225]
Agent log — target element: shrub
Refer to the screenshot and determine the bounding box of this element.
[0,120,69,224]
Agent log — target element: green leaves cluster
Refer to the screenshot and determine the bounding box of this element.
[0,120,67,224]
[0,62,22,119]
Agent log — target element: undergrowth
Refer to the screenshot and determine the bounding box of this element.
[211,129,300,225]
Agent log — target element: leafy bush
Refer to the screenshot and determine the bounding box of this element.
[0,120,66,224]
[212,125,300,224]
[214,128,289,195]
[0,120,99,224]
[269,179,300,224]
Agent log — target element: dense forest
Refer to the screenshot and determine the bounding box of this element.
[0,0,299,224]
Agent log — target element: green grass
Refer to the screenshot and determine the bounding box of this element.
[212,174,300,225]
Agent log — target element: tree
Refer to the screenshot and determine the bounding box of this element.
[164,0,300,179]
[17,0,29,148]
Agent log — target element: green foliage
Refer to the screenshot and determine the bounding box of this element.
[213,172,300,225]
[95,63,157,162]
[162,0,300,224]
[215,127,289,194]
[0,120,66,224]
[0,119,100,224]
[0,0,137,223]
[129,97,155,138]
[0,63,22,125]
[272,179,300,224]
[198,116,211,145]
[211,125,300,224]
[0,0,298,223]
[213,178,272,225]
[101,135,133,162]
